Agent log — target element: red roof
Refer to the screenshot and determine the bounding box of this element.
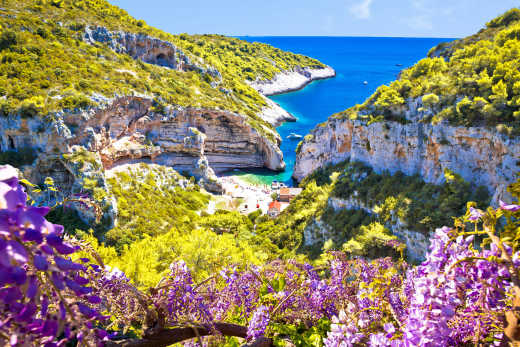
[269,201,282,211]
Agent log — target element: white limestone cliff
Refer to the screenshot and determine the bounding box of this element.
[294,99,520,205]
[248,66,336,96]
[0,96,285,193]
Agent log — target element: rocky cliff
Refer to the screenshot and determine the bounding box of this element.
[83,26,297,127]
[0,96,286,194]
[294,98,520,205]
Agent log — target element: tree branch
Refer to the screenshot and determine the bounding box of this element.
[104,322,272,347]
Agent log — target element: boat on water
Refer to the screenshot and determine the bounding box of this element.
[396,63,403,67]
[287,132,303,140]
[271,181,287,190]
[363,81,368,85]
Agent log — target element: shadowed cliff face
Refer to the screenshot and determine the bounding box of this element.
[294,98,520,205]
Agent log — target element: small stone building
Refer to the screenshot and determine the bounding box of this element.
[279,187,303,202]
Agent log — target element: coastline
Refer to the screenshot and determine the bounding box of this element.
[257,96,297,127]
[249,66,336,97]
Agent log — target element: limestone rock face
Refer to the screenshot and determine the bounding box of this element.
[294,115,520,205]
[256,96,297,127]
[248,66,336,96]
[0,96,283,195]
[84,26,221,79]
[326,197,430,262]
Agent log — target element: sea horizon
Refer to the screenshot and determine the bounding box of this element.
[237,35,458,39]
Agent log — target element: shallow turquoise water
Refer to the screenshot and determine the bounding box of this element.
[229,36,453,186]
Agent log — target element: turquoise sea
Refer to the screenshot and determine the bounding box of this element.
[229,36,453,186]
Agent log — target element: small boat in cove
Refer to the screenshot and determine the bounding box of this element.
[287,132,303,140]
[363,81,368,85]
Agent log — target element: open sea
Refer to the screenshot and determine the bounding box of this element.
[229,36,453,186]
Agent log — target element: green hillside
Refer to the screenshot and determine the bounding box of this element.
[334,8,520,135]
[0,0,324,133]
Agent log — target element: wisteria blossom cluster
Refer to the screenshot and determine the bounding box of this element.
[0,165,109,345]
[1,163,520,346]
[144,209,519,346]
[0,166,146,346]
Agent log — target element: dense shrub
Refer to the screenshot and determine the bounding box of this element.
[0,147,37,166]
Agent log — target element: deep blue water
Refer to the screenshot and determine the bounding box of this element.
[231,36,453,186]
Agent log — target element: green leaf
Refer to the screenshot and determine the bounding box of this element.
[20,178,36,187]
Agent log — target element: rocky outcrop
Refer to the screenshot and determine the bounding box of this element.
[256,96,296,127]
[327,197,430,262]
[302,195,430,262]
[1,96,284,194]
[248,66,336,96]
[84,26,221,79]
[78,97,284,174]
[294,98,520,205]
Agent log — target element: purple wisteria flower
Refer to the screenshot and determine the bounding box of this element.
[323,310,364,347]
[247,305,270,341]
[499,200,520,212]
[0,165,109,345]
[468,207,484,221]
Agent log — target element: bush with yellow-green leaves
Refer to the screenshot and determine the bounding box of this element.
[0,0,325,143]
[333,8,520,134]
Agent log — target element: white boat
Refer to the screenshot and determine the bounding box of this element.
[363,81,368,85]
[287,132,303,140]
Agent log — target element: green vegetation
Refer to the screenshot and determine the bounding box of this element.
[428,8,520,59]
[46,205,90,235]
[321,206,374,244]
[342,222,399,258]
[88,163,285,286]
[103,164,209,251]
[0,0,325,142]
[333,8,520,134]
[86,227,268,288]
[308,160,490,233]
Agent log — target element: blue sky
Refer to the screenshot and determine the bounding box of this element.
[110,0,519,37]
